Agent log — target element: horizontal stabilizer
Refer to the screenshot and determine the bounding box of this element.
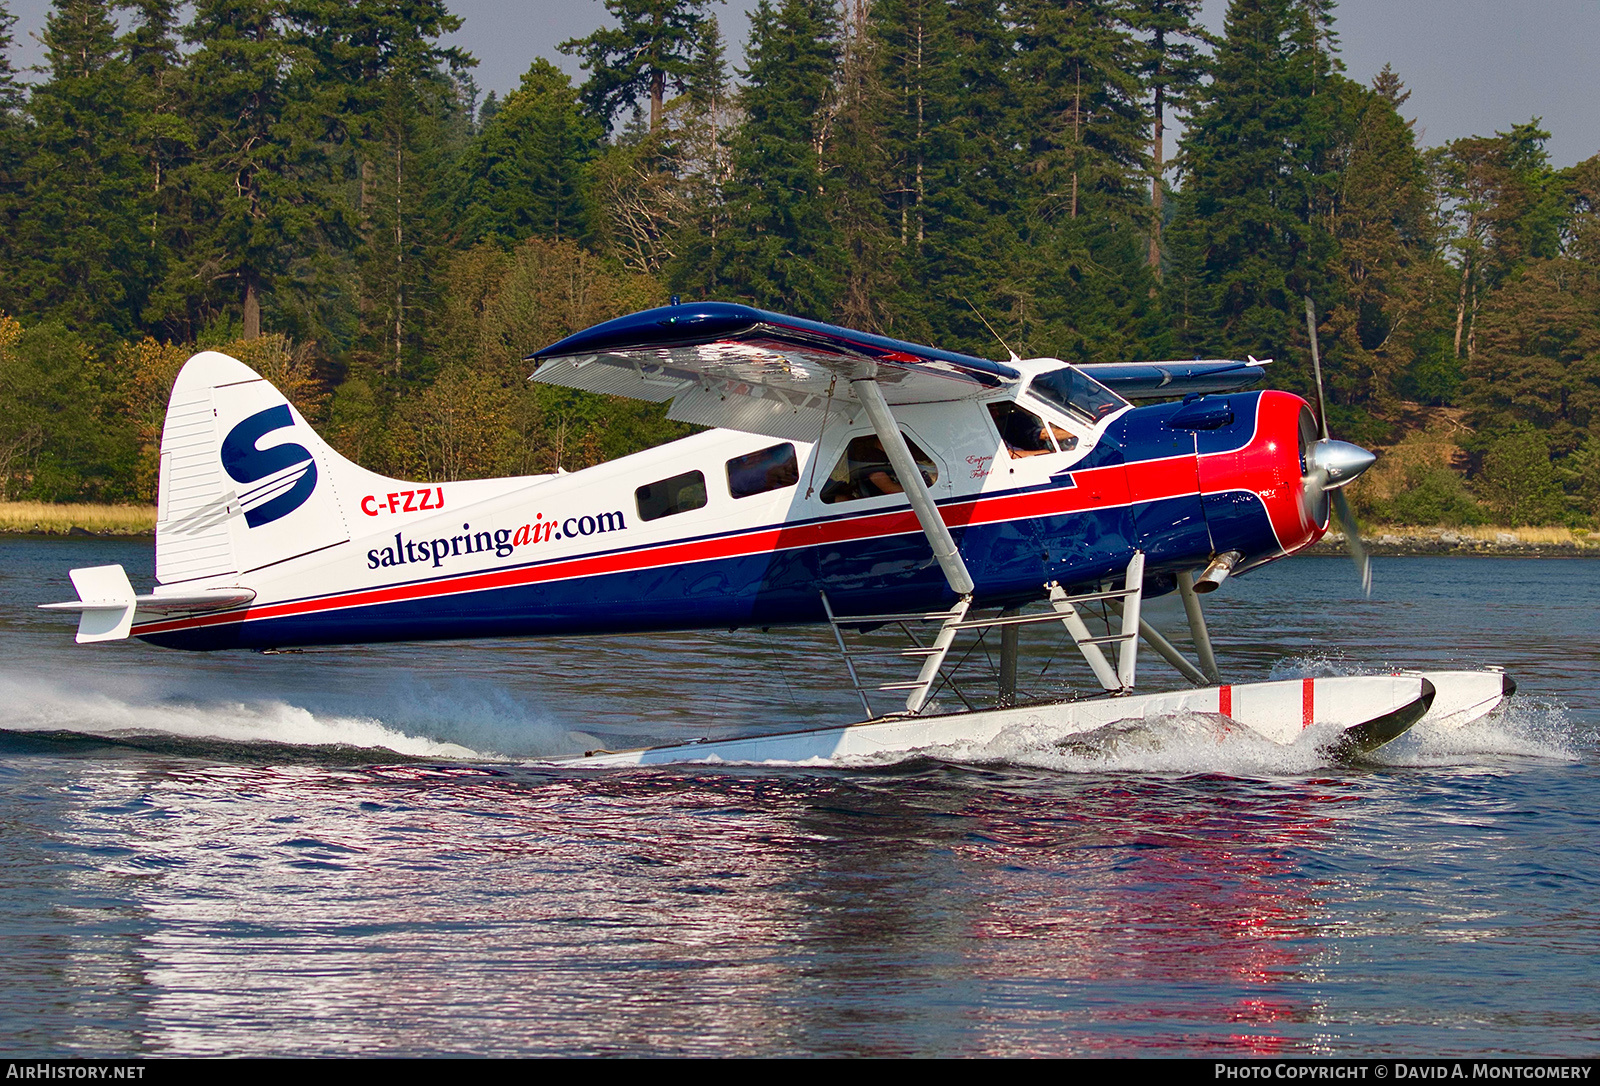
[40,564,254,642]
[1077,358,1270,399]
[531,302,1020,440]
[39,565,137,643]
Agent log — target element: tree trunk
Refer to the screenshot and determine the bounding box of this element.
[394,143,404,374]
[243,277,260,340]
[914,15,924,246]
[1149,76,1165,276]
[1071,67,1081,220]
[1453,209,1477,357]
[1453,253,1471,357]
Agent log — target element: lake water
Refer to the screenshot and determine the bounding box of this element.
[1,538,1595,1057]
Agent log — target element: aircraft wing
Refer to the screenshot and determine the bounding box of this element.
[1076,358,1270,399]
[530,302,1020,441]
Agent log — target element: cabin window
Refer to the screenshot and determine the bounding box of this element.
[636,470,708,522]
[819,433,938,504]
[1029,367,1127,423]
[726,443,800,499]
[988,402,1078,457]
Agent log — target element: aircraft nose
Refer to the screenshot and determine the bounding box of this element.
[1305,438,1375,489]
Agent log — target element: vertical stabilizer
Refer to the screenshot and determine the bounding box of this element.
[156,352,350,586]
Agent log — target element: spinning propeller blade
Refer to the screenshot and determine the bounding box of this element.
[1330,488,1372,596]
[1303,297,1374,596]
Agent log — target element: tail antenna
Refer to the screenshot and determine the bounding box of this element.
[964,296,1022,364]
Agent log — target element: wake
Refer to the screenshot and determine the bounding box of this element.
[0,671,505,761]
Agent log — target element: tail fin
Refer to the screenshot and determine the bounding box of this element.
[156,352,352,586]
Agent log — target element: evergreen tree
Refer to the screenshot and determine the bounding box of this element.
[0,3,25,306]
[1006,1,1162,362]
[716,0,841,316]
[665,14,739,300]
[1462,153,1600,454]
[1435,121,1562,364]
[1166,0,1344,376]
[182,0,331,340]
[1011,0,1148,229]
[1124,0,1210,276]
[455,60,600,248]
[290,0,473,375]
[560,0,710,133]
[1319,70,1444,414]
[14,0,154,342]
[866,0,1027,351]
[118,0,193,338]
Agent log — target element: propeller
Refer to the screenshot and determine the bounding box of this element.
[1302,297,1375,596]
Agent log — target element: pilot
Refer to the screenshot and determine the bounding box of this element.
[993,404,1076,457]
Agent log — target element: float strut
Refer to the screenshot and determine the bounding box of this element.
[998,608,1019,707]
[1177,570,1221,683]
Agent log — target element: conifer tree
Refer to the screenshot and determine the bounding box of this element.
[1435,121,1562,364]
[0,2,26,310]
[866,0,1026,351]
[182,0,328,340]
[15,0,153,341]
[1005,0,1161,362]
[1123,0,1210,276]
[1319,70,1442,413]
[119,0,193,338]
[1011,0,1148,230]
[561,0,710,133]
[717,0,841,316]
[307,0,472,376]
[1461,153,1600,454]
[455,60,600,248]
[663,14,737,297]
[1166,0,1344,373]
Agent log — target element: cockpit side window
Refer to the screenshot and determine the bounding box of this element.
[1028,367,1127,424]
[988,402,1078,457]
[819,432,939,504]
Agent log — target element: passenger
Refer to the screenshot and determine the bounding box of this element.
[852,437,903,497]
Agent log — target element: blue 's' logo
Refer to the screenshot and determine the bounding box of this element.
[220,404,318,528]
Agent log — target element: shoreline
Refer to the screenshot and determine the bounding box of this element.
[1309,525,1600,558]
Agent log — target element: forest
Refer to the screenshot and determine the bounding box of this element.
[0,0,1594,528]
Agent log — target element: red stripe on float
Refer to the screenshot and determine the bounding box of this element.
[1302,677,1315,728]
[1218,684,1232,717]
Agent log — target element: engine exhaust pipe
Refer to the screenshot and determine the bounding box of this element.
[1193,551,1242,594]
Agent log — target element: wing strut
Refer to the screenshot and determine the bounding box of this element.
[850,377,975,597]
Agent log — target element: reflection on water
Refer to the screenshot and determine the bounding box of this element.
[13,760,1363,1056]
[0,540,1597,1055]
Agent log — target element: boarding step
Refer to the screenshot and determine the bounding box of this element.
[841,647,943,660]
[828,608,966,626]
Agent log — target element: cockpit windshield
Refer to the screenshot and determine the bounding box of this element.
[1027,366,1128,424]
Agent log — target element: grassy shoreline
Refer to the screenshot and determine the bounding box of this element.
[2,502,1596,555]
[0,501,156,536]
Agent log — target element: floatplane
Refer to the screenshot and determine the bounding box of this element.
[42,300,1513,765]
